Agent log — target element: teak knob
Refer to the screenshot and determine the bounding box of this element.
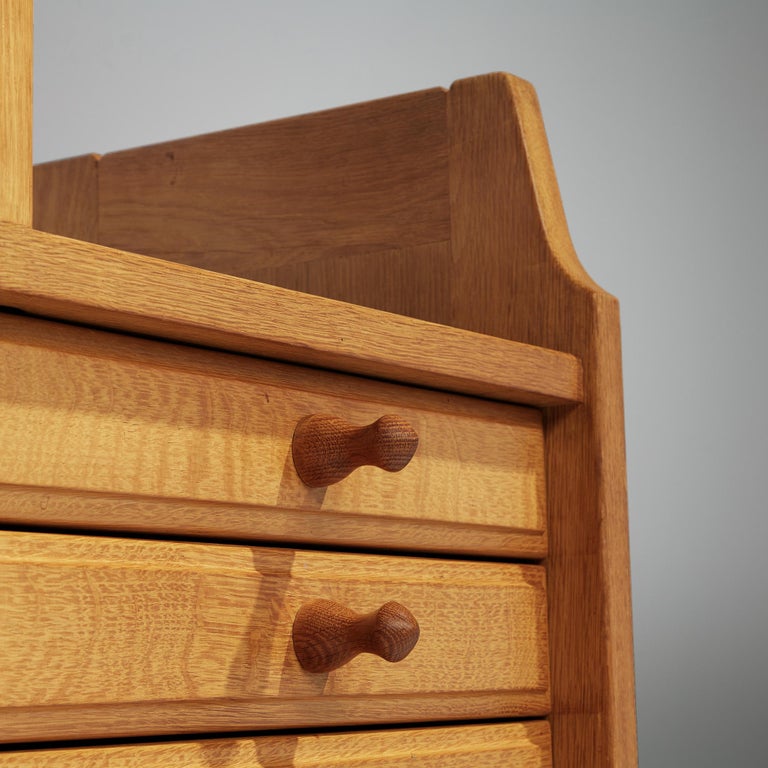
[292,599,420,673]
[291,414,419,487]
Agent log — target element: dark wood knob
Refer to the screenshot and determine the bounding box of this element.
[291,414,419,487]
[292,599,420,673]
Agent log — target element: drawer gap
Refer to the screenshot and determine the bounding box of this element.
[0,716,550,752]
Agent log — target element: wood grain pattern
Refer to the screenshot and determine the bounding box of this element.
[97,89,449,268]
[0,530,550,742]
[0,722,552,767]
[0,0,32,225]
[247,240,456,327]
[0,313,547,557]
[0,223,582,407]
[87,88,457,325]
[446,73,636,767]
[0,485,548,560]
[33,153,100,242]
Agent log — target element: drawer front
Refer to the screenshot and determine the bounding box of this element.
[0,722,552,766]
[0,531,549,743]
[0,315,546,557]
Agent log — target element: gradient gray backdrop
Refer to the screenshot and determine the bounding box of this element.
[33,2,768,765]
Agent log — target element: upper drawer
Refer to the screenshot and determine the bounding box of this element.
[0,531,549,743]
[0,315,546,557]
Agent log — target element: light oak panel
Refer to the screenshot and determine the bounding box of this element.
[33,153,100,242]
[0,722,552,767]
[0,531,550,742]
[0,224,583,408]
[98,89,449,267]
[0,0,32,225]
[446,73,636,766]
[89,86,455,325]
[0,313,547,556]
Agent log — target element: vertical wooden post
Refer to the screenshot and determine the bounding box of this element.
[447,73,637,766]
[0,0,33,226]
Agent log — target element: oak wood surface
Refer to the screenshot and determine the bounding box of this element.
[97,89,449,268]
[446,74,636,766]
[0,313,547,556]
[249,239,456,326]
[0,223,582,408]
[0,530,550,743]
[0,722,552,767]
[33,154,100,242]
[86,87,457,325]
[0,0,32,225]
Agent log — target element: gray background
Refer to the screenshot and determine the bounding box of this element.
[33,1,768,765]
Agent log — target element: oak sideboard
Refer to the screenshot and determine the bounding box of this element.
[0,3,636,764]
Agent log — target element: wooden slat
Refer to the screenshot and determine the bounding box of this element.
[33,154,101,242]
[446,74,637,766]
[0,722,552,767]
[0,531,550,743]
[0,0,32,225]
[98,88,450,268]
[0,313,547,558]
[0,223,583,407]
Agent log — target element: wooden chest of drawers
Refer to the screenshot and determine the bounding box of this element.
[0,282,566,764]
[1,5,636,762]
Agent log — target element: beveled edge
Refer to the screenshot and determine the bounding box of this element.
[0,222,582,407]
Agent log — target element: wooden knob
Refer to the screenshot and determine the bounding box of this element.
[291,414,419,487]
[292,599,420,673]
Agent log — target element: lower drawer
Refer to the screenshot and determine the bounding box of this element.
[0,722,552,766]
[0,531,549,743]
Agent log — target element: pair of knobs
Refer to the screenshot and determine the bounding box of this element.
[290,414,420,673]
